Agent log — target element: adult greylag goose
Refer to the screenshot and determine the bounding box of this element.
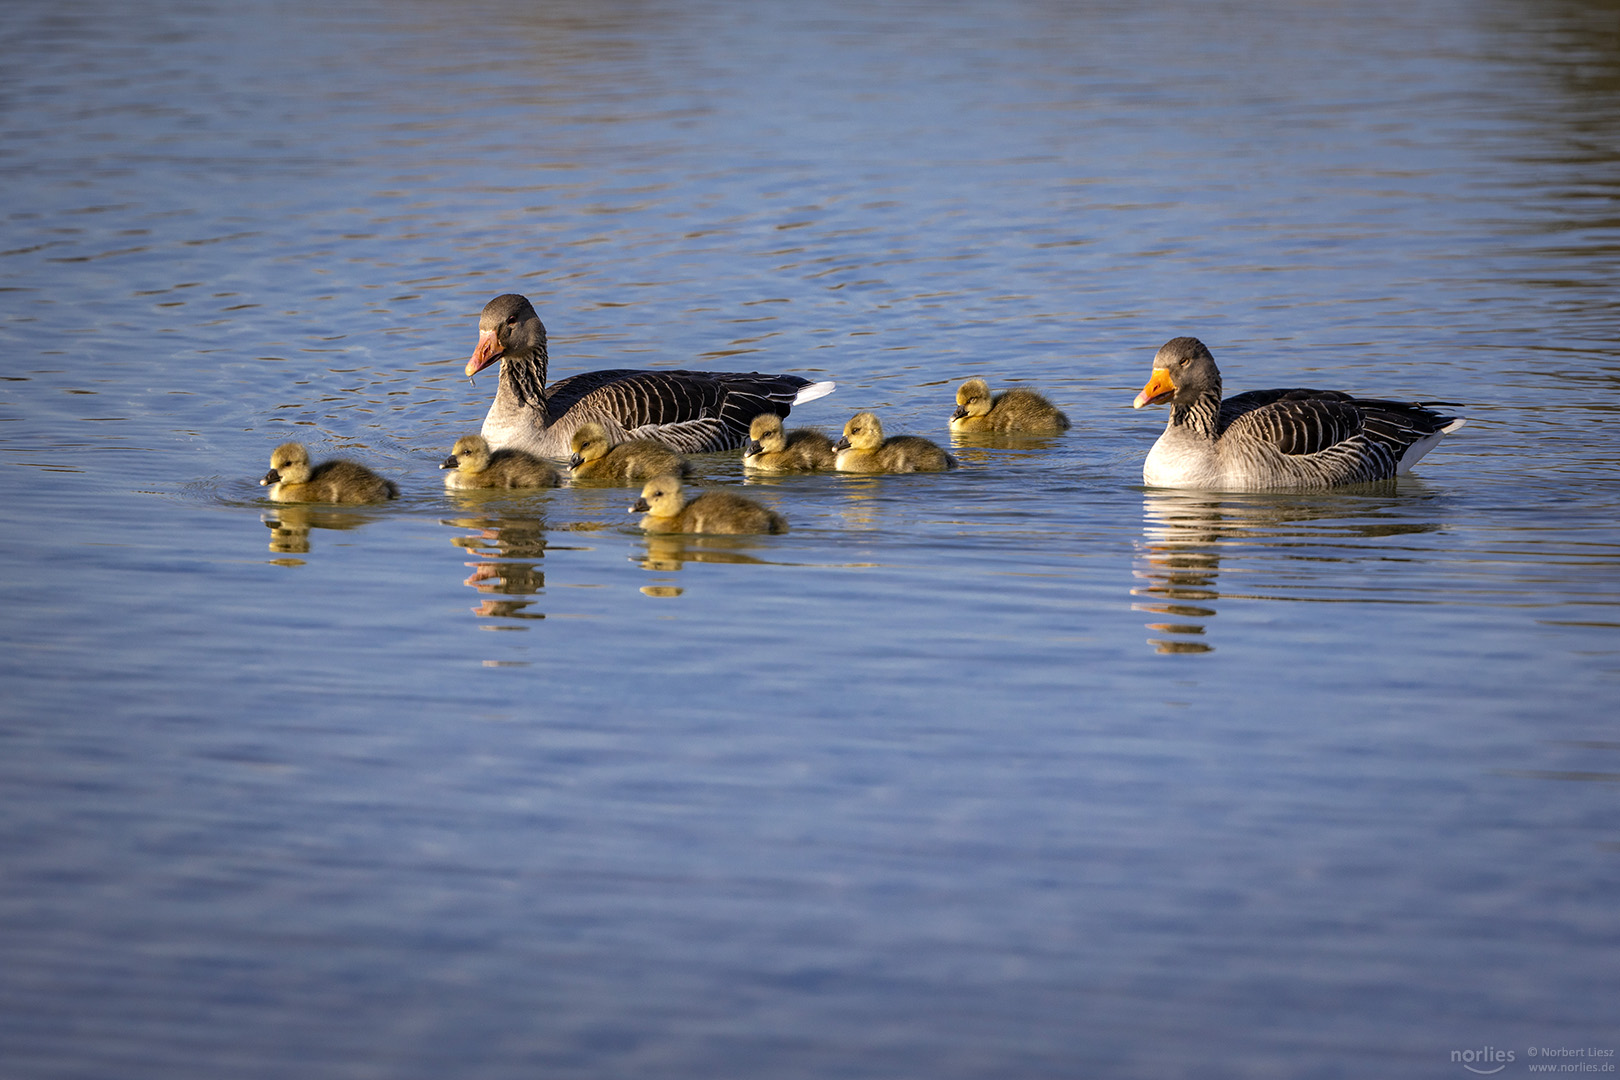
[741,413,836,472]
[949,378,1071,434]
[261,442,398,503]
[1131,337,1465,491]
[568,422,693,483]
[630,476,789,535]
[440,434,561,489]
[833,412,957,473]
[465,293,836,458]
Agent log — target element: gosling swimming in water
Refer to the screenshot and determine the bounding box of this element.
[949,378,1071,434]
[568,422,693,483]
[261,442,398,503]
[741,413,836,472]
[441,434,561,489]
[833,412,957,473]
[630,475,788,535]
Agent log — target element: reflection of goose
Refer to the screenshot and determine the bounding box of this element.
[630,476,788,534]
[567,422,692,483]
[1132,489,1446,654]
[833,412,957,473]
[441,434,561,489]
[466,294,836,457]
[1132,337,1464,490]
[261,442,397,503]
[949,378,1070,434]
[742,413,836,472]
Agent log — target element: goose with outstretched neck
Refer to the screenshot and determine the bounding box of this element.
[1131,336,1465,491]
[465,293,835,458]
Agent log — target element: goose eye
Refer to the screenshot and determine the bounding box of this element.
[506,315,519,326]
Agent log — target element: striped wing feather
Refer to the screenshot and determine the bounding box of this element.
[546,369,812,452]
[1221,390,1365,456]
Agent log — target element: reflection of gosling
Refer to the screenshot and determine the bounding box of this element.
[833,412,957,473]
[950,378,1071,433]
[630,475,788,534]
[441,434,560,489]
[568,422,692,483]
[742,413,836,472]
[261,442,398,503]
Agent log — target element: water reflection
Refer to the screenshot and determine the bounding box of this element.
[1132,488,1444,654]
[261,505,382,562]
[947,432,1068,465]
[444,514,547,623]
[637,533,774,577]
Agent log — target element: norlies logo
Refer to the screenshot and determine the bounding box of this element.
[1453,1047,1516,1075]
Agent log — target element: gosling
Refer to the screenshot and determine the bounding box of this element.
[261,442,398,503]
[569,422,692,483]
[441,434,560,489]
[741,413,836,472]
[833,412,957,473]
[630,475,788,535]
[949,378,1071,433]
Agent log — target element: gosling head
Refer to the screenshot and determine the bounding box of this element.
[630,475,686,518]
[833,411,884,452]
[441,434,492,473]
[952,378,992,420]
[745,413,786,456]
[262,442,312,487]
[569,422,610,470]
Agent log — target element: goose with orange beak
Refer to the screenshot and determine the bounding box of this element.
[1131,336,1464,491]
[465,293,835,459]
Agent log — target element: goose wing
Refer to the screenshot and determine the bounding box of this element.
[1221,389,1366,456]
[545,369,823,452]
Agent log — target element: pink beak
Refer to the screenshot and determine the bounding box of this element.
[465,329,503,377]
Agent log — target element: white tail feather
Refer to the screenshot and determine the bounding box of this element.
[793,380,837,405]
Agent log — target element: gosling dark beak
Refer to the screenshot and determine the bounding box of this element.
[744,439,763,456]
[568,453,584,470]
[261,469,281,486]
[950,405,968,420]
[630,498,651,513]
[833,436,850,451]
[440,455,458,470]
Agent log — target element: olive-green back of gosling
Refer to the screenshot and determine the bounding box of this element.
[573,439,693,483]
[443,447,561,489]
[834,429,957,473]
[744,429,837,472]
[268,459,398,503]
[262,442,397,503]
[633,483,788,535]
[950,381,1071,434]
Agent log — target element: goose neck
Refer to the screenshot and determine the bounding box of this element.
[1170,388,1222,439]
[501,343,550,413]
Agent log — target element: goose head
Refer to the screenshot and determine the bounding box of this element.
[833,411,884,452]
[630,475,686,517]
[746,413,786,456]
[465,293,548,378]
[441,434,492,474]
[1133,337,1221,409]
[952,378,992,420]
[262,442,312,487]
[568,422,611,470]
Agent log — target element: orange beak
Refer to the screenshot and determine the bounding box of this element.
[1133,368,1176,409]
[465,329,503,378]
